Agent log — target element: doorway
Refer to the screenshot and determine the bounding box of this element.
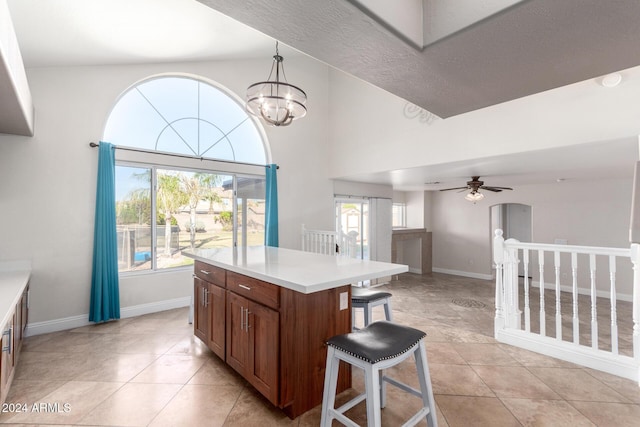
[490,203,532,276]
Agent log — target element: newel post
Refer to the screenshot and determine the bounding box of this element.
[494,229,506,337]
[631,243,640,385]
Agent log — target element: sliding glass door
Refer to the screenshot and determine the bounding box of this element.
[335,198,369,260]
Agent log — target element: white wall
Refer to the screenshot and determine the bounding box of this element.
[0,55,334,328]
[327,68,640,181]
[431,177,634,295]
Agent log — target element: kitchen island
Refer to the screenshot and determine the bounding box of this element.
[184,246,407,419]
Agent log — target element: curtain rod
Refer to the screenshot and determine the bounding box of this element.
[88,142,278,169]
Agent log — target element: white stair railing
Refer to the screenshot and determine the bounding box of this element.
[493,229,640,384]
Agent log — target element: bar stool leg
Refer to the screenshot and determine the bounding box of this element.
[365,304,373,327]
[380,369,387,409]
[383,298,393,322]
[415,341,438,427]
[321,346,340,427]
[364,363,382,427]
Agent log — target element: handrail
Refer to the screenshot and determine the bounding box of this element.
[503,240,630,257]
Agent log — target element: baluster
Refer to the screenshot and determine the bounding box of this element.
[523,249,531,333]
[590,253,598,350]
[493,230,505,335]
[609,255,618,355]
[554,251,562,341]
[571,252,579,344]
[538,249,546,337]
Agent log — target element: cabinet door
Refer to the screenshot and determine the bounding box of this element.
[207,283,225,360]
[247,301,279,405]
[1,315,14,400]
[194,277,209,343]
[226,291,248,375]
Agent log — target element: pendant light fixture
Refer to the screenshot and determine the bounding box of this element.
[246,41,307,127]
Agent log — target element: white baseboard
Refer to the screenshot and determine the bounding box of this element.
[25,296,191,337]
[432,267,493,281]
[408,267,422,274]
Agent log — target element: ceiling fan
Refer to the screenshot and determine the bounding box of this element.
[439,176,513,202]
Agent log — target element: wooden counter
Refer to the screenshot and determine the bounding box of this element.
[184,247,407,418]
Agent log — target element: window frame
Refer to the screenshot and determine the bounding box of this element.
[105,73,271,277]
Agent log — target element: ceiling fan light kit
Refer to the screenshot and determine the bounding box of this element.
[440,176,513,202]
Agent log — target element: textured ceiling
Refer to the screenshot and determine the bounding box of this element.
[197,0,640,118]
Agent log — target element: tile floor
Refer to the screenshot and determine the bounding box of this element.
[1,272,639,426]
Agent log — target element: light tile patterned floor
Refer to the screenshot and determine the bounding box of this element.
[1,272,639,426]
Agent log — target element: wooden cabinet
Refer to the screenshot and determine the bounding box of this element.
[193,276,209,343]
[193,262,226,360]
[1,282,28,406]
[0,314,14,402]
[226,290,279,405]
[206,283,225,359]
[191,261,350,419]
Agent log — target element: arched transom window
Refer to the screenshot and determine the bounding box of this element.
[104,75,267,164]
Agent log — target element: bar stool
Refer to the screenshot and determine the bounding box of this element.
[351,286,393,330]
[321,321,438,427]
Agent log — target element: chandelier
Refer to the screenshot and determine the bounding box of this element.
[246,42,307,127]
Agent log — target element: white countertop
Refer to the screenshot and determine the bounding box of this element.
[183,246,408,294]
[0,261,31,329]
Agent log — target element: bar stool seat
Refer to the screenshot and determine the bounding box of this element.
[351,286,393,330]
[321,321,438,427]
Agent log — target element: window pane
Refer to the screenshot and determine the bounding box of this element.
[392,203,406,228]
[155,169,234,270]
[237,176,266,246]
[115,166,152,272]
[104,75,266,163]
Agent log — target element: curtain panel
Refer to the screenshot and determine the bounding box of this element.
[265,164,279,247]
[89,141,121,322]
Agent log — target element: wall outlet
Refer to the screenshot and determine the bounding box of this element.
[340,292,348,310]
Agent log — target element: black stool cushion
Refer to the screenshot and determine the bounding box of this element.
[351,286,392,303]
[327,321,426,364]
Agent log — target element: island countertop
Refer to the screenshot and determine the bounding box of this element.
[183,246,408,294]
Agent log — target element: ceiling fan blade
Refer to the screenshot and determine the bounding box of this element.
[481,186,513,192]
[439,186,469,191]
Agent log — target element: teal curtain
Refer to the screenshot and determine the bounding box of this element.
[89,142,120,322]
[265,164,279,247]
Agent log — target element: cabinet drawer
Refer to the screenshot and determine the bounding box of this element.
[195,261,226,287]
[227,272,279,310]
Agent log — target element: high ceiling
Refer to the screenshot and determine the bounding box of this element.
[5,0,640,190]
[197,0,640,119]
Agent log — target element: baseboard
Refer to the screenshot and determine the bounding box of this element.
[432,267,493,281]
[408,267,422,274]
[25,296,191,337]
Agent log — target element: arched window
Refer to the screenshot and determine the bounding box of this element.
[104,75,268,164]
[104,75,269,274]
